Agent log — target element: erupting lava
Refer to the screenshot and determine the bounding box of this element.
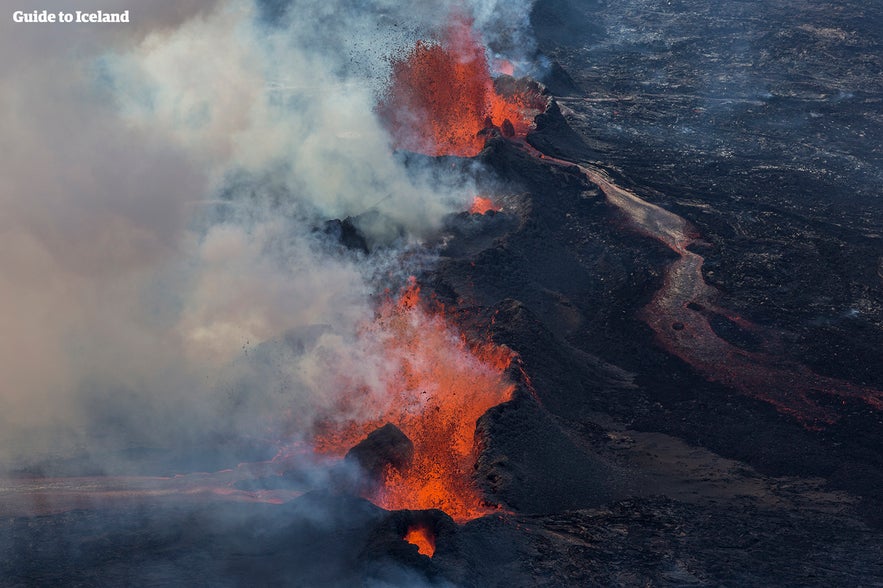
[404,524,436,557]
[312,278,515,522]
[492,58,515,77]
[469,196,502,214]
[377,16,535,157]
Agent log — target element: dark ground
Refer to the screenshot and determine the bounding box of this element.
[3,0,882,586]
[522,0,883,522]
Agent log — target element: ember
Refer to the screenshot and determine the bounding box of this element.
[312,278,515,522]
[377,15,533,157]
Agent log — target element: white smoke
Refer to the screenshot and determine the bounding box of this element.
[0,0,541,472]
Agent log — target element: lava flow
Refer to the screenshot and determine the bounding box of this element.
[377,16,535,157]
[0,469,302,517]
[526,143,883,427]
[312,279,515,522]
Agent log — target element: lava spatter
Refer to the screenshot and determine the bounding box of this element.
[312,278,515,522]
[377,16,534,157]
[469,195,502,214]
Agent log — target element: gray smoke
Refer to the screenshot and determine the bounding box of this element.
[0,0,536,474]
[0,3,542,586]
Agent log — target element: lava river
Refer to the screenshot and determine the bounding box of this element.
[530,146,883,427]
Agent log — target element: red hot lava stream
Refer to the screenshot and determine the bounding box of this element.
[527,145,883,427]
[0,468,303,517]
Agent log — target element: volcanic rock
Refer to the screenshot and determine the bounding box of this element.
[5,2,883,586]
[360,509,458,584]
[539,60,582,97]
[474,387,628,513]
[345,423,414,485]
[323,217,369,253]
[500,118,515,137]
[527,99,612,159]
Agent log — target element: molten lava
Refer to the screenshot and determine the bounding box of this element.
[312,278,515,522]
[404,524,436,557]
[469,196,501,214]
[492,58,515,77]
[377,16,533,157]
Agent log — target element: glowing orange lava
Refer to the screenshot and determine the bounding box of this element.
[312,278,515,522]
[377,16,532,157]
[492,58,515,76]
[404,524,436,557]
[469,196,501,214]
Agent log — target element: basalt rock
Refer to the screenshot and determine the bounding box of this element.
[473,388,628,514]
[345,423,414,486]
[323,217,369,254]
[360,509,458,584]
[539,60,582,97]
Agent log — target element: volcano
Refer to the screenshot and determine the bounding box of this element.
[3,1,883,586]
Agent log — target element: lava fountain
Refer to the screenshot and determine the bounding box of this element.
[309,17,531,520]
[312,278,515,522]
[377,15,537,157]
[469,195,502,214]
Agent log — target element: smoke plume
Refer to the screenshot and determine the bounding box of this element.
[0,0,539,471]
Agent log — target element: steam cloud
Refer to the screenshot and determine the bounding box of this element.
[0,0,538,472]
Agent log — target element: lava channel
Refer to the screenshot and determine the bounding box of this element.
[527,145,883,427]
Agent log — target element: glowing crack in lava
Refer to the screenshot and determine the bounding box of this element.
[469,195,502,214]
[377,16,533,157]
[312,279,515,522]
[404,524,436,557]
